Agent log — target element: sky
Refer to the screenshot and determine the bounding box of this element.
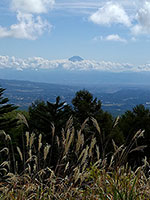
[0,0,150,70]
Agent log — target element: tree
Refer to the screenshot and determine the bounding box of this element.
[28,97,72,168]
[29,97,72,137]
[119,104,150,140]
[72,90,124,156]
[119,104,150,167]
[72,90,102,123]
[0,87,18,131]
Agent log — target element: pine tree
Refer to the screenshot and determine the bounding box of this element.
[28,96,72,136]
[0,87,18,131]
[72,90,102,123]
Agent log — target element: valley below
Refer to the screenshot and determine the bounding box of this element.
[1,78,150,116]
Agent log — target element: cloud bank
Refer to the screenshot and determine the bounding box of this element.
[1,55,150,72]
[0,0,54,40]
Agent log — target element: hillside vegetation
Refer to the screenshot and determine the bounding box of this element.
[0,87,150,199]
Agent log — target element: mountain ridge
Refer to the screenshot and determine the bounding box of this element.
[68,56,84,62]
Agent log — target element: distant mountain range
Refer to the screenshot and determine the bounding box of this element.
[1,78,150,116]
[1,55,150,86]
[1,68,150,86]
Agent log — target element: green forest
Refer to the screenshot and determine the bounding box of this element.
[0,87,150,199]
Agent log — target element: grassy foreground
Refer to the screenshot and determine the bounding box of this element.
[0,116,150,200]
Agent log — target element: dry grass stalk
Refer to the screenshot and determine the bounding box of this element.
[0,161,10,168]
[81,118,89,131]
[96,145,100,160]
[6,134,11,141]
[64,162,69,173]
[66,128,71,146]
[110,129,147,168]
[89,137,96,157]
[64,128,74,156]
[78,148,86,162]
[44,144,51,160]
[130,145,147,153]
[28,149,32,160]
[26,131,30,147]
[62,128,65,146]
[76,130,84,153]
[113,116,120,128]
[133,129,144,140]
[29,133,35,149]
[0,147,9,155]
[112,140,124,158]
[38,134,42,152]
[91,117,101,134]
[17,146,23,161]
[56,136,60,147]
[0,130,6,136]
[17,113,29,128]
[81,145,89,165]
[65,116,73,131]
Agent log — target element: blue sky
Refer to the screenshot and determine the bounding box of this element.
[0,0,150,68]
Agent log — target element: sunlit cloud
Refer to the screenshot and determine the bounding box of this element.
[0,0,54,40]
[88,0,150,40]
[89,2,131,27]
[0,12,51,40]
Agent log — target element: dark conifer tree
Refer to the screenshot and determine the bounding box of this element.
[72,90,124,157]
[28,97,72,136]
[119,104,150,167]
[0,87,18,131]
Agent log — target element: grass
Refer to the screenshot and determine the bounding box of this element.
[0,115,150,199]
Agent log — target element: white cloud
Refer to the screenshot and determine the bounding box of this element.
[89,2,131,27]
[11,0,55,14]
[93,34,127,43]
[0,56,60,70]
[89,1,150,38]
[0,0,54,40]
[0,12,51,40]
[132,1,150,35]
[1,54,150,72]
[106,34,127,42]
[65,60,134,72]
[0,27,11,38]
